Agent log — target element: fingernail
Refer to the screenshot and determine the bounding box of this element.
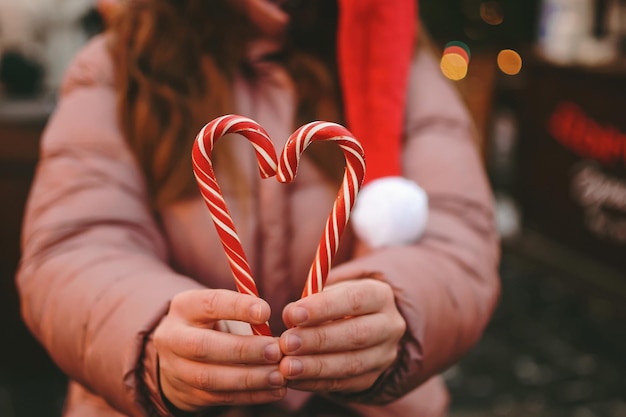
[288,359,304,376]
[250,303,263,322]
[264,344,282,362]
[284,334,302,353]
[268,371,284,387]
[291,307,308,324]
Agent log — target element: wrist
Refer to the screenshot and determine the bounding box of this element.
[139,333,179,417]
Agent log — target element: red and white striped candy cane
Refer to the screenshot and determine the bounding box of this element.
[192,115,277,336]
[277,122,366,298]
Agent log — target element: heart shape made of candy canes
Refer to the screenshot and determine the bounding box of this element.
[192,114,366,336]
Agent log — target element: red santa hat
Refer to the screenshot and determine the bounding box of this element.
[338,0,428,248]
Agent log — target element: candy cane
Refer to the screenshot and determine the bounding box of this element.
[192,115,277,336]
[277,122,366,298]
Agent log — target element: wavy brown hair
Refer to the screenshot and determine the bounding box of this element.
[110,0,343,208]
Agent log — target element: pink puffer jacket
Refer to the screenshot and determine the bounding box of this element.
[17,35,500,417]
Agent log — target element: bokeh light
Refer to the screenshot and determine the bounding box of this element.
[446,46,470,64]
[441,53,469,81]
[441,41,471,81]
[480,1,504,25]
[497,49,523,75]
[445,41,471,61]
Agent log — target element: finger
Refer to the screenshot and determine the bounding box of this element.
[166,376,286,410]
[280,313,398,355]
[172,357,286,392]
[283,279,393,327]
[165,325,282,364]
[285,372,379,393]
[279,345,396,381]
[171,289,271,327]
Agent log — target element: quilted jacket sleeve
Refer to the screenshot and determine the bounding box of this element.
[327,46,501,403]
[15,37,204,416]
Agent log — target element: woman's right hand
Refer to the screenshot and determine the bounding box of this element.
[154,289,286,412]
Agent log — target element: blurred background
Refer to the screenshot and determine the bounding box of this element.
[1,0,625,416]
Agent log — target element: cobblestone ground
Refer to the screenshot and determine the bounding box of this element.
[1,250,625,417]
[447,251,626,417]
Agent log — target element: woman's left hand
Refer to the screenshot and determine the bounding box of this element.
[278,279,406,393]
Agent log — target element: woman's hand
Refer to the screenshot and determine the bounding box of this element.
[154,289,286,412]
[278,279,406,393]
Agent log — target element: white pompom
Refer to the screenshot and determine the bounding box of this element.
[351,177,428,248]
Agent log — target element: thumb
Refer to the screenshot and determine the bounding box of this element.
[169,289,271,328]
